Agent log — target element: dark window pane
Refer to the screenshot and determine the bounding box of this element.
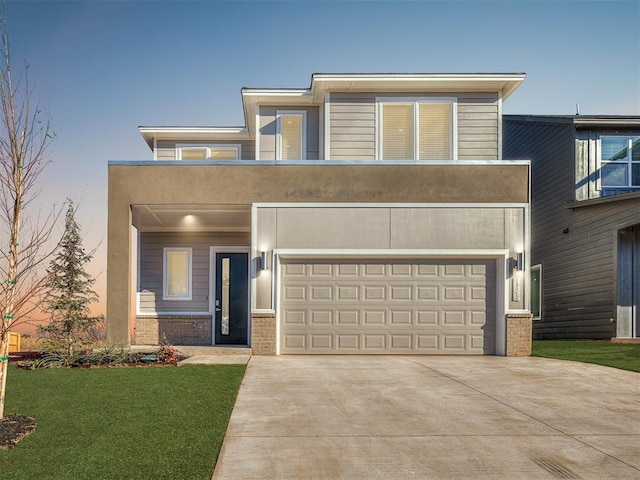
[633,164,640,187]
[601,163,628,187]
[601,137,628,161]
[632,137,640,161]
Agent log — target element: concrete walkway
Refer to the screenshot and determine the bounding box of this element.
[213,356,640,479]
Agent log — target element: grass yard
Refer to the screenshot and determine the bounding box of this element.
[0,364,245,479]
[532,340,640,373]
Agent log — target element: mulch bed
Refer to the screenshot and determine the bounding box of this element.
[0,414,36,449]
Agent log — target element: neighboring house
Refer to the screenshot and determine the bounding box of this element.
[107,73,532,356]
[504,115,640,341]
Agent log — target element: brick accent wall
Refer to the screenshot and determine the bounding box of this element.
[134,315,212,345]
[506,313,533,357]
[251,312,276,355]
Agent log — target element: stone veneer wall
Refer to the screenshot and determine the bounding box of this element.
[506,313,533,357]
[134,315,212,345]
[251,312,276,355]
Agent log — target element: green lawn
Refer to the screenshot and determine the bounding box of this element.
[1,364,245,480]
[532,340,640,373]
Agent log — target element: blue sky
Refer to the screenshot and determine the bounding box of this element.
[6,0,640,321]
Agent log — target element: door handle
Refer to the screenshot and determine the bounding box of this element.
[215,307,222,312]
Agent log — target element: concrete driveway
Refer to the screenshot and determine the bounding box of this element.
[213,356,640,479]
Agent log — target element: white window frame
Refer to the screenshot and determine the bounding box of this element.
[375,96,457,161]
[276,110,307,160]
[175,144,241,160]
[530,264,542,320]
[598,135,640,189]
[163,247,192,301]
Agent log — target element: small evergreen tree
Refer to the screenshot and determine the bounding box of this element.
[39,200,98,356]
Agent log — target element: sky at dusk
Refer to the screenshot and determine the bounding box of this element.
[5,0,639,332]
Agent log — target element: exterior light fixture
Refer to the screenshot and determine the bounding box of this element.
[260,251,268,271]
[516,252,525,271]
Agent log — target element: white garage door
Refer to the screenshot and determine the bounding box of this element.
[280,258,497,354]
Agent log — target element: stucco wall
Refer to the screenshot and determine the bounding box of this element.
[107,162,530,343]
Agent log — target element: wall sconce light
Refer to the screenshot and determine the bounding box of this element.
[516,252,525,271]
[260,250,268,271]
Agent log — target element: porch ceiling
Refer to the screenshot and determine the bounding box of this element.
[131,204,252,232]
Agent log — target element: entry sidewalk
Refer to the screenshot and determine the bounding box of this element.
[213,356,640,479]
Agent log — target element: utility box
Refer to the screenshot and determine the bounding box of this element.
[8,331,21,353]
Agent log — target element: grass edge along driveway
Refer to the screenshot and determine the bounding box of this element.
[1,364,245,480]
[532,340,640,373]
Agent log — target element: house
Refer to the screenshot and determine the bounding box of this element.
[504,115,640,341]
[107,73,532,356]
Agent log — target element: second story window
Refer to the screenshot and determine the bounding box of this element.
[277,111,306,160]
[176,144,240,161]
[377,98,456,161]
[600,136,640,188]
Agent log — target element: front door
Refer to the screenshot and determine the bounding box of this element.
[617,225,640,338]
[214,252,249,345]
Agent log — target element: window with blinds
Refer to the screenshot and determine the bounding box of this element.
[163,248,192,300]
[378,98,454,160]
[179,147,208,160]
[176,145,240,161]
[277,111,306,160]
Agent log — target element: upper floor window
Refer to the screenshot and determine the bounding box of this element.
[176,144,240,161]
[276,110,306,160]
[376,97,456,161]
[600,136,640,188]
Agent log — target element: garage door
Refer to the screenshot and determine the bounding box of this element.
[280,258,497,354]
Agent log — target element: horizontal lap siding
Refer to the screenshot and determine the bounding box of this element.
[457,94,498,160]
[155,140,256,160]
[138,232,250,313]
[329,93,376,160]
[329,92,498,160]
[504,119,640,339]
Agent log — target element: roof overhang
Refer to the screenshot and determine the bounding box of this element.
[143,72,527,141]
[504,115,640,128]
[310,73,526,102]
[138,126,250,149]
[565,190,640,209]
[240,89,314,137]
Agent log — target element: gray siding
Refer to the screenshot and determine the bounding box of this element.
[504,118,640,339]
[155,140,255,160]
[329,92,499,160]
[138,231,250,314]
[259,106,320,160]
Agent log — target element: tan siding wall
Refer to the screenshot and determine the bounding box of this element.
[259,106,320,160]
[328,92,499,160]
[155,140,255,160]
[457,94,499,160]
[329,93,376,160]
[138,231,250,314]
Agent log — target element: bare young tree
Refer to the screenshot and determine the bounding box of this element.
[0,12,59,419]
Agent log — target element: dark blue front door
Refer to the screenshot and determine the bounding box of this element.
[215,252,249,345]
